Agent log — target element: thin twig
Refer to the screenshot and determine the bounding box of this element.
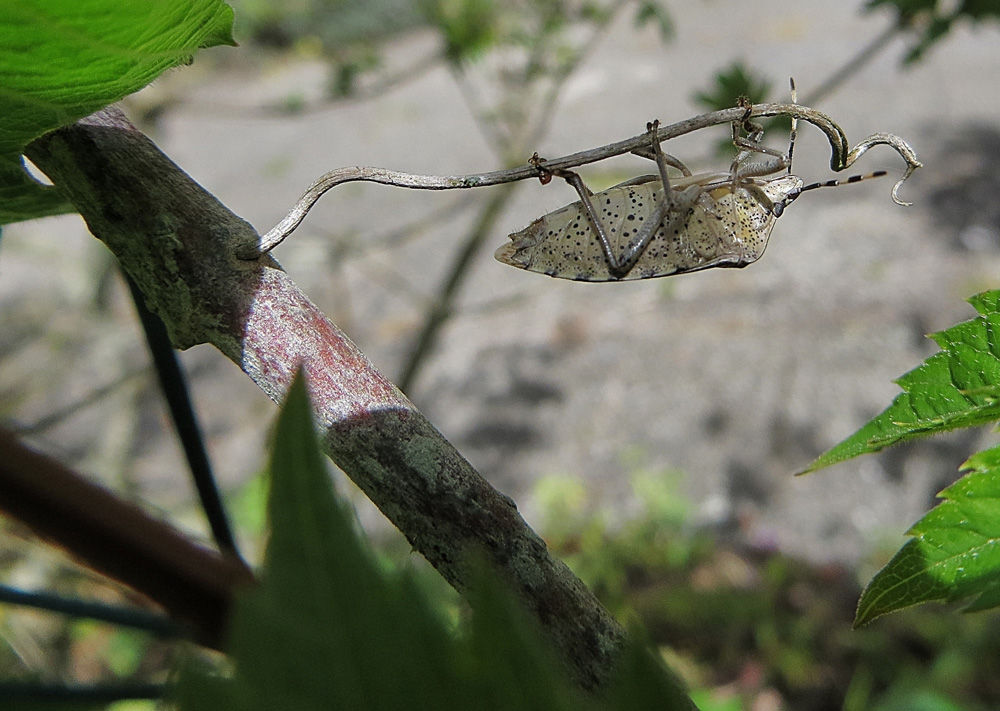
[0,583,182,637]
[135,51,445,121]
[799,21,904,107]
[519,0,632,153]
[452,67,512,163]
[10,367,149,436]
[246,101,921,258]
[394,4,630,392]
[0,427,253,649]
[123,270,244,563]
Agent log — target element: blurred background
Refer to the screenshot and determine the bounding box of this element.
[4,1,1000,708]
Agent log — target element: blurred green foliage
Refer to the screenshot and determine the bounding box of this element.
[533,454,1000,710]
[233,0,425,48]
[867,0,1000,63]
[693,63,772,114]
[692,62,790,158]
[424,0,500,65]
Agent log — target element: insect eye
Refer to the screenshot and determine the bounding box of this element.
[772,201,785,217]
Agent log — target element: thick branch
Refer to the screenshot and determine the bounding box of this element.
[23,107,635,695]
[0,428,252,647]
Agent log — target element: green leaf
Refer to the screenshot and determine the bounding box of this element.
[0,0,235,225]
[177,370,697,710]
[178,370,473,710]
[423,0,499,66]
[600,630,696,711]
[693,61,771,112]
[174,370,698,710]
[865,0,937,22]
[464,562,586,711]
[633,1,673,41]
[855,443,1000,625]
[802,290,1000,474]
[693,62,784,158]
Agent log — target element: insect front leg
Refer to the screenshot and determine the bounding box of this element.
[725,100,794,191]
[730,121,790,180]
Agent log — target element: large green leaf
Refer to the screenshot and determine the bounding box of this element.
[177,371,476,710]
[855,444,1000,626]
[0,0,235,224]
[174,371,695,711]
[802,290,1000,474]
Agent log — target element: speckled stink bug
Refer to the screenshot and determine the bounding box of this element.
[495,100,886,282]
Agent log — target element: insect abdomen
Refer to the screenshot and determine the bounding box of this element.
[497,183,688,281]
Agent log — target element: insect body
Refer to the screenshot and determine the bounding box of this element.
[496,170,805,281]
[496,97,886,282]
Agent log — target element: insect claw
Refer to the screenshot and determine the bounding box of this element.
[735,96,758,135]
[529,151,554,185]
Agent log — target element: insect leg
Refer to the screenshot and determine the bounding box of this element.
[629,146,693,176]
[547,123,686,278]
[548,169,625,276]
[731,130,790,180]
[604,121,703,277]
[732,133,788,162]
[608,174,660,190]
[728,94,793,184]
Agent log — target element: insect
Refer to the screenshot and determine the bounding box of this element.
[495,94,888,282]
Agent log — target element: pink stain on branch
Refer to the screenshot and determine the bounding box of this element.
[241,267,404,425]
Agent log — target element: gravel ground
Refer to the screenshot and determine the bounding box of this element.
[4,1,1000,564]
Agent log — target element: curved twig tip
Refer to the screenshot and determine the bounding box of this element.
[890,161,921,206]
[843,131,921,206]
